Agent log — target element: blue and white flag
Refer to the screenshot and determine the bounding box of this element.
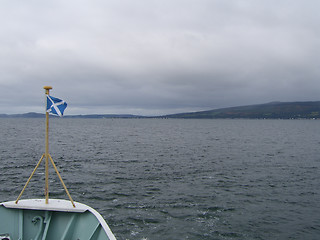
[46,95,67,117]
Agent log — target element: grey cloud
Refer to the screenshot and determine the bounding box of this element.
[0,0,320,115]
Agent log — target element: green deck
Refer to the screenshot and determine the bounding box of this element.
[0,199,116,240]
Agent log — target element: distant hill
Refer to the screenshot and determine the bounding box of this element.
[1,101,320,119]
[65,114,142,119]
[0,112,142,119]
[0,112,45,118]
[162,101,320,119]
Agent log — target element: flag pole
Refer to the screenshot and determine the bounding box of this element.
[16,86,74,206]
[44,86,52,204]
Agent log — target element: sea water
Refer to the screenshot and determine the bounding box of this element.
[0,118,319,240]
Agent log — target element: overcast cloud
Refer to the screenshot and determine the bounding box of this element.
[0,0,319,115]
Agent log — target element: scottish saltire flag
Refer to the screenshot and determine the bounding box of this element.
[46,95,67,117]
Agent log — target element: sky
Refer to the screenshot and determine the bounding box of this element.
[0,0,319,116]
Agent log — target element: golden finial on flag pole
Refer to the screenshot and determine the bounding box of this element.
[43,86,53,92]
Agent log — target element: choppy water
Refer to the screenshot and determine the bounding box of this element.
[0,118,319,240]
